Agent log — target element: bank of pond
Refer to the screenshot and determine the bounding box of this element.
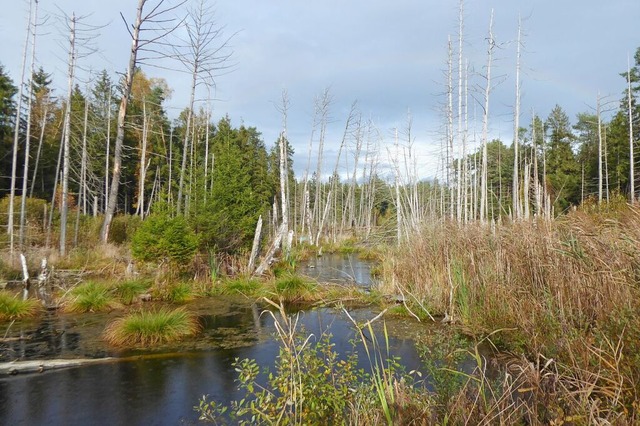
[0,254,491,424]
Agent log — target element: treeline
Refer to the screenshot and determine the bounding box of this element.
[0,0,638,260]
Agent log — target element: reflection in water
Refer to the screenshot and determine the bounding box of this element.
[0,306,430,426]
[0,257,477,426]
[297,253,376,286]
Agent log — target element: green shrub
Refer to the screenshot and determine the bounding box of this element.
[0,292,41,321]
[131,212,198,267]
[65,281,120,313]
[104,307,200,346]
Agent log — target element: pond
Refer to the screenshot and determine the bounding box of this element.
[0,254,482,425]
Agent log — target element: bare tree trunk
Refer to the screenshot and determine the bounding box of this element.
[480,11,494,223]
[456,0,464,223]
[394,128,402,246]
[446,36,454,220]
[512,17,522,220]
[247,215,262,274]
[60,13,77,256]
[19,0,39,249]
[597,93,603,204]
[628,58,635,203]
[104,84,112,213]
[101,0,145,242]
[29,103,48,197]
[74,95,89,247]
[8,0,33,257]
[136,99,149,218]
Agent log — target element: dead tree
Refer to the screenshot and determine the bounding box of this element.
[175,0,234,214]
[8,0,33,257]
[101,0,184,242]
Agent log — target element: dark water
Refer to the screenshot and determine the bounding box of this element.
[0,256,472,426]
[0,307,430,425]
[297,253,376,286]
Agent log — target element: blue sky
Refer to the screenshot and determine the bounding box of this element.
[1,0,638,179]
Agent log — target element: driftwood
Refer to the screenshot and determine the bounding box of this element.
[0,358,115,375]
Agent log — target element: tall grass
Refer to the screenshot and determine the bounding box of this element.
[104,307,200,346]
[0,291,41,320]
[382,204,640,422]
[114,279,151,305]
[64,281,121,313]
[273,274,316,302]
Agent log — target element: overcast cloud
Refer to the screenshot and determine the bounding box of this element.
[1,0,638,179]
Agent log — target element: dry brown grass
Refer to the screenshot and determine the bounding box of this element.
[382,204,640,422]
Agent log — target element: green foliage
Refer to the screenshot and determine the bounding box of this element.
[0,196,47,227]
[104,307,200,347]
[0,292,40,321]
[131,211,198,267]
[212,278,262,297]
[197,315,427,425]
[418,330,469,411]
[155,282,194,303]
[190,117,274,253]
[64,281,120,313]
[274,274,315,301]
[114,279,150,305]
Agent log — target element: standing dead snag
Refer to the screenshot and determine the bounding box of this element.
[101,0,184,243]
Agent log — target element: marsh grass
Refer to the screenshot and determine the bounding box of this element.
[114,279,151,305]
[212,277,263,297]
[104,307,200,346]
[64,281,121,313]
[273,274,316,302]
[0,291,41,321]
[383,204,640,422]
[151,281,196,303]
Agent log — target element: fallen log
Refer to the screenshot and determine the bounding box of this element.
[0,358,114,375]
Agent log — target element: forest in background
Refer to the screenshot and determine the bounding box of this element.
[0,1,638,265]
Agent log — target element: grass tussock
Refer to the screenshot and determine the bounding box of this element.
[273,274,316,302]
[212,277,263,297]
[382,204,640,422]
[114,279,151,305]
[104,307,200,347]
[64,281,121,313]
[0,291,41,321]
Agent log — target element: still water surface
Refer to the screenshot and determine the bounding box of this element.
[0,255,441,425]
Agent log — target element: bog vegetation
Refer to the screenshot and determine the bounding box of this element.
[1,0,639,424]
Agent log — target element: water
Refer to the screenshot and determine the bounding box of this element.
[0,255,470,425]
[297,253,376,286]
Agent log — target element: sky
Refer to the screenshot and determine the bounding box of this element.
[1,0,639,180]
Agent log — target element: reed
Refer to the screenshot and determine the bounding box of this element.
[383,204,640,422]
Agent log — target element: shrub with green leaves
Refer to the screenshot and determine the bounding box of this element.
[108,215,142,245]
[131,212,198,267]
